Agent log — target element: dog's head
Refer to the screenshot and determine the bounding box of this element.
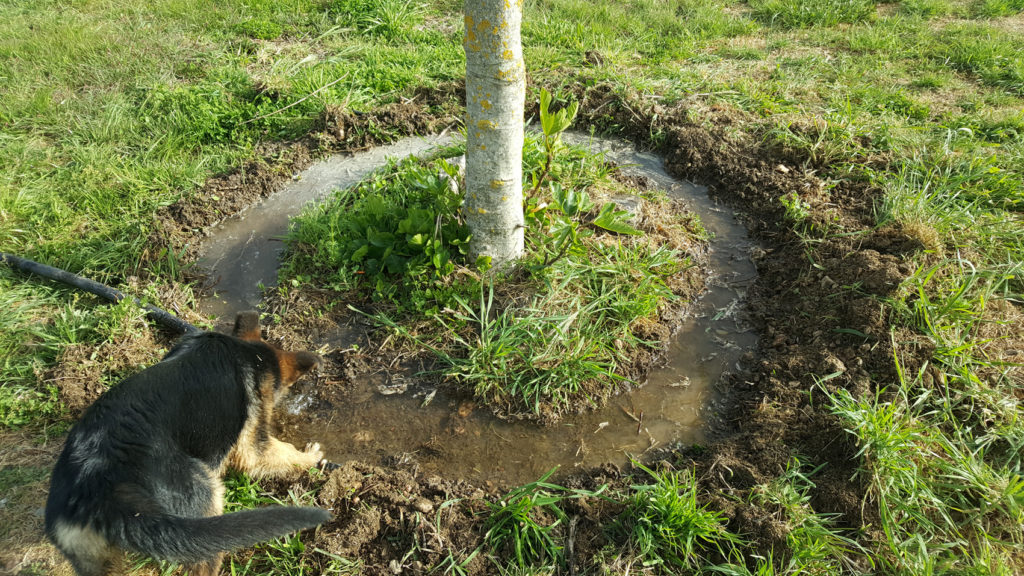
[232,311,321,388]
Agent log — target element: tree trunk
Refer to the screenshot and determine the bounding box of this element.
[463,0,525,269]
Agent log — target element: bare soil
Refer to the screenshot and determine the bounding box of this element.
[265,188,711,420]
[147,83,464,269]
[39,280,205,419]
[235,82,904,572]
[506,82,919,535]
[13,80,1003,574]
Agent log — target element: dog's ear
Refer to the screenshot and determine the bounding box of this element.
[234,311,263,341]
[275,350,321,385]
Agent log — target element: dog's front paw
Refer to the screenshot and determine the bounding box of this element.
[303,441,325,463]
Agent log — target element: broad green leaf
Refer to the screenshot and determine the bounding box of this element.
[367,227,395,247]
[540,88,554,135]
[350,243,370,262]
[592,202,642,235]
[432,248,449,271]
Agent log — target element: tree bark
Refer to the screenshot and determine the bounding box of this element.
[463,0,525,269]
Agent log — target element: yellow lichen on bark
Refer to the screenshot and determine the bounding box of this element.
[464,0,525,267]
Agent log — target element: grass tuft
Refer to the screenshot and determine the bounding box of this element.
[973,0,1024,17]
[749,459,868,573]
[330,0,427,39]
[748,0,876,28]
[900,0,955,17]
[936,24,1024,96]
[611,463,743,570]
[826,355,1024,573]
[484,468,607,570]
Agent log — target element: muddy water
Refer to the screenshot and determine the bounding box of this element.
[197,134,757,486]
[197,134,457,317]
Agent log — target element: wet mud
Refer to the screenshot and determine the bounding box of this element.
[197,134,457,317]
[28,80,953,574]
[279,83,919,571]
[195,130,758,486]
[147,83,464,272]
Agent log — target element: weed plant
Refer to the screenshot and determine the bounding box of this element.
[483,468,607,570]
[5,0,1024,573]
[284,92,691,414]
[284,156,473,316]
[610,463,743,571]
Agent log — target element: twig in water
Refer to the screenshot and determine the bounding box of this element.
[620,405,640,422]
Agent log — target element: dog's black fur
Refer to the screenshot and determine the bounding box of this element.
[45,312,331,576]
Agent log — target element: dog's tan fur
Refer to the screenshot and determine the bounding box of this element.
[45,312,331,576]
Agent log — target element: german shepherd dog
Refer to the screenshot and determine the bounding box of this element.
[45,311,331,576]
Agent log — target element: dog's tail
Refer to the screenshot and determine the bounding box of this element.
[119,506,331,563]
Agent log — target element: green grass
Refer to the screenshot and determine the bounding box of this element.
[284,133,694,416]
[0,277,64,428]
[973,0,1024,17]
[827,375,1023,574]
[0,465,49,493]
[523,0,755,72]
[483,467,607,570]
[433,244,678,413]
[818,250,1023,571]
[937,24,1024,96]
[900,0,958,17]
[0,0,462,280]
[330,0,429,38]
[748,460,868,573]
[611,464,743,571]
[3,0,1024,573]
[748,0,876,28]
[0,276,159,429]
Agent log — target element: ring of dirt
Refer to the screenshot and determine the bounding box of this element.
[148,83,465,270]
[139,79,935,573]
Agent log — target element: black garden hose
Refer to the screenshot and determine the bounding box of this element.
[0,252,200,335]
